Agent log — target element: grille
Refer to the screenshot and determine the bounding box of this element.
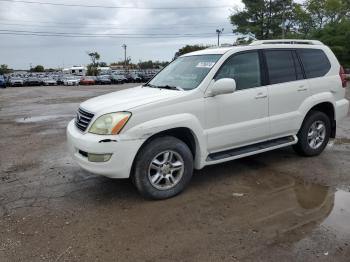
[75,108,94,132]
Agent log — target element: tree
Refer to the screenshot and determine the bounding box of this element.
[87,64,98,76]
[174,45,209,59]
[313,20,350,67]
[230,0,295,40]
[88,52,100,67]
[87,52,101,76]
[30,65,45,72]
[229,0,350,66]
[0,64,12,75]
[138,60,169,69]
[98,62,108,67]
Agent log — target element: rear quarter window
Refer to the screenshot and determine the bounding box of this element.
[297,49,331,79]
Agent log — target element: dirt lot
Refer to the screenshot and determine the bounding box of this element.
[0,84,350,262]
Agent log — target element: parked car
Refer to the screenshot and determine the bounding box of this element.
[139,72,156,82]
[56,76,65,85]
[0,75,6,88]
[111,74,127,84]
[42,77,57,86]
[128,73,142,83]
[80,76,96,85]
[63,76,80,86]
[8,77,24,87]
[25,77,42,86]
[67,39,349,200]
[96,75,112,85]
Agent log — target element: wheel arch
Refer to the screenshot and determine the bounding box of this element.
[130,126,204,179]
[303,102,336,138]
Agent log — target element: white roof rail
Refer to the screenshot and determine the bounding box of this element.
[250,39,324,46]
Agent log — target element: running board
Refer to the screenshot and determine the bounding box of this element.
[207,136,297,162]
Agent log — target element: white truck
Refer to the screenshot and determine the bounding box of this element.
[67,40,349,199]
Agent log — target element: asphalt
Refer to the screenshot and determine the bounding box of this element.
[0,84,350,262]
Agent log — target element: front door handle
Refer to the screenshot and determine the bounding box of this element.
[255,93,267,99]
[297,86,308,92]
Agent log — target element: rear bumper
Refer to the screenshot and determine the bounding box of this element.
[66,120,145,178]
[335,99,349,121]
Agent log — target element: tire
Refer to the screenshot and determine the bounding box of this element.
[293,111,331,157]
[133,136,194,200]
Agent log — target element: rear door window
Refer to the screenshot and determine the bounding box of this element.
[264,50,298,85]
[297,49,331,78]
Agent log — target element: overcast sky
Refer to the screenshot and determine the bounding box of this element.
[0,0,243,69]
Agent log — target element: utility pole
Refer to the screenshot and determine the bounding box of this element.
[216,28,224,47]
[122,44,127,69]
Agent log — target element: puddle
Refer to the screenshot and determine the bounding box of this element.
[199,170,350,244]
[333,137,350,145]
[15,114,74,123]
[322,189,350,239]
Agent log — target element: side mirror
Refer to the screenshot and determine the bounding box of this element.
[211,78,236,97]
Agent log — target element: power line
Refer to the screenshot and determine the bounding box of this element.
[0,29,231,36]
[0,29,233,39]
[0,32,232,39]
[0,0,231,10]
[0,18,231,27]
[0,22,230,31]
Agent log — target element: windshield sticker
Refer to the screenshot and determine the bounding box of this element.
[196,62,215,68]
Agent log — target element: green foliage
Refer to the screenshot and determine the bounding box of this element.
[30,65,45,72]
[138,60,169,69]
[87,64,98,76]
[98,62,108,67]
[174,45,209,59]
[313,20,350,67]
[230,0,295,40]
[87,51,101,76]
[0,64,13,74]
[88,52,100,66]
[230,0,350,66]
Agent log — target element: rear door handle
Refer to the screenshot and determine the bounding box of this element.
[255,93,267,99]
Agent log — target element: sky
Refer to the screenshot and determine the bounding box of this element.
[0,0,243,69]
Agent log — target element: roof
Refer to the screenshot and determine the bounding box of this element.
[181,39,326,57]
[250,39,324,46]
[181,46,242,56]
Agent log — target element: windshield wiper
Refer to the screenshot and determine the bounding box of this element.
[154,85,184,91]
[142,83,157,88]
[143,83,183,91]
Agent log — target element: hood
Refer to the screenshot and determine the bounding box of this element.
[80,86,184,113]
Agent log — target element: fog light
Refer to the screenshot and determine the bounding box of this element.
[88,153,112,162]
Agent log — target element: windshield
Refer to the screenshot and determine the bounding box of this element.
[148,54,221,90]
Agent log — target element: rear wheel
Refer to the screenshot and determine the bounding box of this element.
[293,111,331,156]
[133,136,194,200]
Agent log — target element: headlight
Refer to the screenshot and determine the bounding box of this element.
[89,112,131,135]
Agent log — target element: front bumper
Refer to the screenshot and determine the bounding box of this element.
[66,120,145,178]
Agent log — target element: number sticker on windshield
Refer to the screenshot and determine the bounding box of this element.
[196,62,215,68]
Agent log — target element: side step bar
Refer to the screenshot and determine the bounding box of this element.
[207,136,297,162]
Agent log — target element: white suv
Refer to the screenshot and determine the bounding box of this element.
[67,40,349,199]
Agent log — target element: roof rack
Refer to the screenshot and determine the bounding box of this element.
[250,39,324,46]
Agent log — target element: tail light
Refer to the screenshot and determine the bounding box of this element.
[340,66,347,88]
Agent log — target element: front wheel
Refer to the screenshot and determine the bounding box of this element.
[293,111,331,157]
[133,136,194,200]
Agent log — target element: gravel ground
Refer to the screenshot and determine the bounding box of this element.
[0,84,350,262]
